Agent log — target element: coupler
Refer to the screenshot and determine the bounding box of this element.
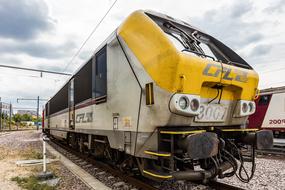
[178,132,219,159]
[241,130,273,149]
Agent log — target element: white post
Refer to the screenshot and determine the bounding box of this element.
[43,136,47,173]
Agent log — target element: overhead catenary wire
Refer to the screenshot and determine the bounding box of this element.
[0,64,72,76]
[63,0,118,72]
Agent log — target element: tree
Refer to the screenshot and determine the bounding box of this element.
[12,114,22,123]
[32,117,42,123]
[21,114,32,121]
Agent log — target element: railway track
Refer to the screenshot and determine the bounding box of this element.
[256,140,285,157]
[256,147,285,156]
[48,139,245,190]
[48,139,158,190]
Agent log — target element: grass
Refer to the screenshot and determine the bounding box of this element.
[0,146,9,160]
[21,148,43,160]
[11,176,56,190]
[0,145,43,160]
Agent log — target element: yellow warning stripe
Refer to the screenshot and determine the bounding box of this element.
[143,170,172,179]
[160,130,206,135]
[221,128,259,132]
[144,150,171,157]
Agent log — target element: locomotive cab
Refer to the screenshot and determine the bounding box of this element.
[118,10,273,182]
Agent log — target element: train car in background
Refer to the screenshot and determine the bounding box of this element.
[248,86,285,138]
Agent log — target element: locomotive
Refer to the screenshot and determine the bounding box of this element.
[249,86,285,138]
[43,10,273,183]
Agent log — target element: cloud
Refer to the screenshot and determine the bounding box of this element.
[0,0,54,40]
[78,50,93,61]
[250,44,272,57]
[190,1,264,50]
[0,55,22,65]
[264,0,285,14]
[230,1,252,17]
[0,40,76,59]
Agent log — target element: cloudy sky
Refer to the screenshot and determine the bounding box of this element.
[0,0,284,112]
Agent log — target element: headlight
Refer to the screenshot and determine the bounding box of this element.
[234,100,256,117]
[190,98,199,111]
[248,102,255,113]
[169,94,200,116]
[242,102,248,113]
[179,97,188,110]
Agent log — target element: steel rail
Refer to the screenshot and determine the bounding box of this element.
[256,148,285,156]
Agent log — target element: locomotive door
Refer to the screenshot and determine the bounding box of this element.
[47,102,50,129]
[68,78,75,130]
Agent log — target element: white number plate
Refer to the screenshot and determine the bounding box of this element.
[195,104,228,122]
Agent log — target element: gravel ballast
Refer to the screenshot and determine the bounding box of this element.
[1,130,284,190]
[219,157,285,190]
[0,130,90,190]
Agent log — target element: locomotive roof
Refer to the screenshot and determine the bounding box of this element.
[261,86,285,94]
[144,10,204,33]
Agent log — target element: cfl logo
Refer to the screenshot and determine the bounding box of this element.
[203,63,248,83]
[76,112,93,123]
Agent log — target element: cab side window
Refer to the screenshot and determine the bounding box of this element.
[94,46,107,101]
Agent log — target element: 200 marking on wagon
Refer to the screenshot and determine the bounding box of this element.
[195,104,228,122]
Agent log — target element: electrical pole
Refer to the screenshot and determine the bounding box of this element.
[9,103,12,130]
[0,102,2,131]
[17,97,48,130]
[36,96,39,130]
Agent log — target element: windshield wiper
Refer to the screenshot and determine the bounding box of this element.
[182,49,215,61]
[164,22,204,53]
[163,22,216,60]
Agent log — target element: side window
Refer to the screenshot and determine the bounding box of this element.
[74,59,92,104]
[94,46,107,100]
[258,95,271,105]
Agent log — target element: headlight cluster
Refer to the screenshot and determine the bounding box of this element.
[234,100,256,117]
[170,94,200,116]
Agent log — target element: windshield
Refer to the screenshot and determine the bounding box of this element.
[164,24,219,62]
[146,12,252,69]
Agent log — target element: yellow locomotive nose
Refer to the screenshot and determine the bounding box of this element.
[177,54,259,102]
[118,11,259,106]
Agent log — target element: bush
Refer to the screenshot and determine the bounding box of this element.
[11,176,55,190]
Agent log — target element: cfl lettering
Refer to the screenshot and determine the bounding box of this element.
[203,63,248,83]
[76,112,93,123]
